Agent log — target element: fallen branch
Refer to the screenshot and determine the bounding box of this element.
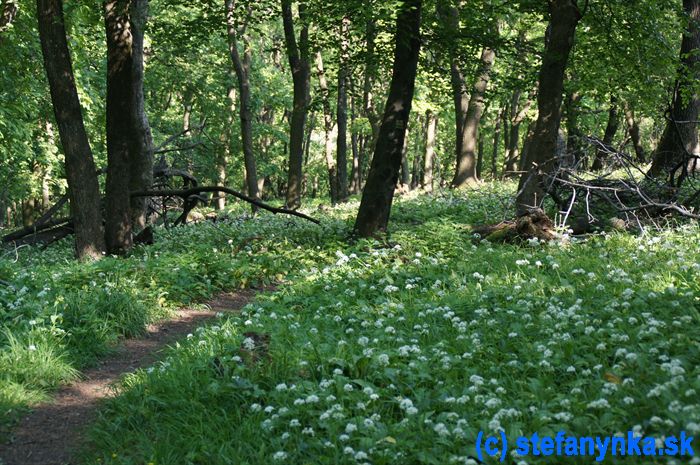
[131,186,321,225]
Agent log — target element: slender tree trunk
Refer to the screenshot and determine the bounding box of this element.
[476,137,485,180]
[422,110,437,192]
[37,0,105,259]
[503,90,534,177]
[217,84,236,210]
[104,0,135,254]
[315,51,338,204]
[400,126,411,188]
[42,120,55,211]
[592,95,620,171]
[564,90,583,167]
[452,45,496,187]
[129,0,153,230]
[649,0,700,179]
[515,0,581,215]
[350,79,361,194]
[336,15,350,200]
[225,0,259,209]
[624,103,645,163]
[491,109,503,178]
[0,0,18,44]
[354,0,422,236]
[281,0,310,209]
[360,19,378,186]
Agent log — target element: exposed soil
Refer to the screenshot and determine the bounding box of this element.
[0,290,257,465]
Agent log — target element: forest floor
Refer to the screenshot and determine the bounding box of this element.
[0,184,699,464]
[0,292,256,465]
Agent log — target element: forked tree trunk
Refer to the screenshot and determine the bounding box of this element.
[354,0,422,236]
[649,0,700,179]
[516,0,581,215]
[422,110,437,192]
[281,0,310,209]
[225,0,259,209]
[129,0,154,229]
[104,0,135,254]
[315,51,338,204]
[452,45,496,187]
[37,0,105,260]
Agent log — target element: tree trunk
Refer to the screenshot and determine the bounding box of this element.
[515,0,581,216]
[216,84,236,210]
[225,0,259,209]
[104,0,135,254]
[350,79,361,194]
[0,0,18,44]
[354,0,421,236]
[592,95,620,171]
[400,126,411,188]
[129,0,154,230]
[336,15,350,200]
[491,109,503,179]
[503,89,534,177]
[281,0,310,209]
[37,0,105,260]
[315,51,338,204]
[422,110,437,192]
[360,19,378,187]
[452,45,496,187]
[564,90,584,167]
[624,103,645,163]
[649,0,700,179]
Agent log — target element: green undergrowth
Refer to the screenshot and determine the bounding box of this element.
[65,186,700,465]
[0,197,348,440]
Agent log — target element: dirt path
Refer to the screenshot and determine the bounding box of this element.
[0,290,257,465]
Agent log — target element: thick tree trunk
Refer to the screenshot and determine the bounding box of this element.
[315,51,338,204]
[225,0,259,209]
[281,0,310,209]
[649,0,700,179]
[336,16,350,200]
[624,103,645,163]
[422,110,437,192]
[592,95,620,171]
[37,0,105,260]
[104,0,134,254]
[354,0,421,236]
[452,45,496,187]
[129,0,154,229]
[515,0,580,215]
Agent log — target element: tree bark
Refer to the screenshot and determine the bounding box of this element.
[37,0,105,260]
[216,83,236,210]
[129,0,154,229]
[564,90,583,167]
[336,15,350,200]
[354,0,422,236]
[225,0,259,209]
[281,0,310,209]
[491,109,503,179]
[400,126,411,188]
[452,45,496,187]
[422,110,437,192]
[350,78,361,194]
[592,95,620,171]
[624,103,645,163]
[315,51,338,204]
[649,0,700,178]
[104,0,135,254]
[0,0,18,44]
[515,0,581,215]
